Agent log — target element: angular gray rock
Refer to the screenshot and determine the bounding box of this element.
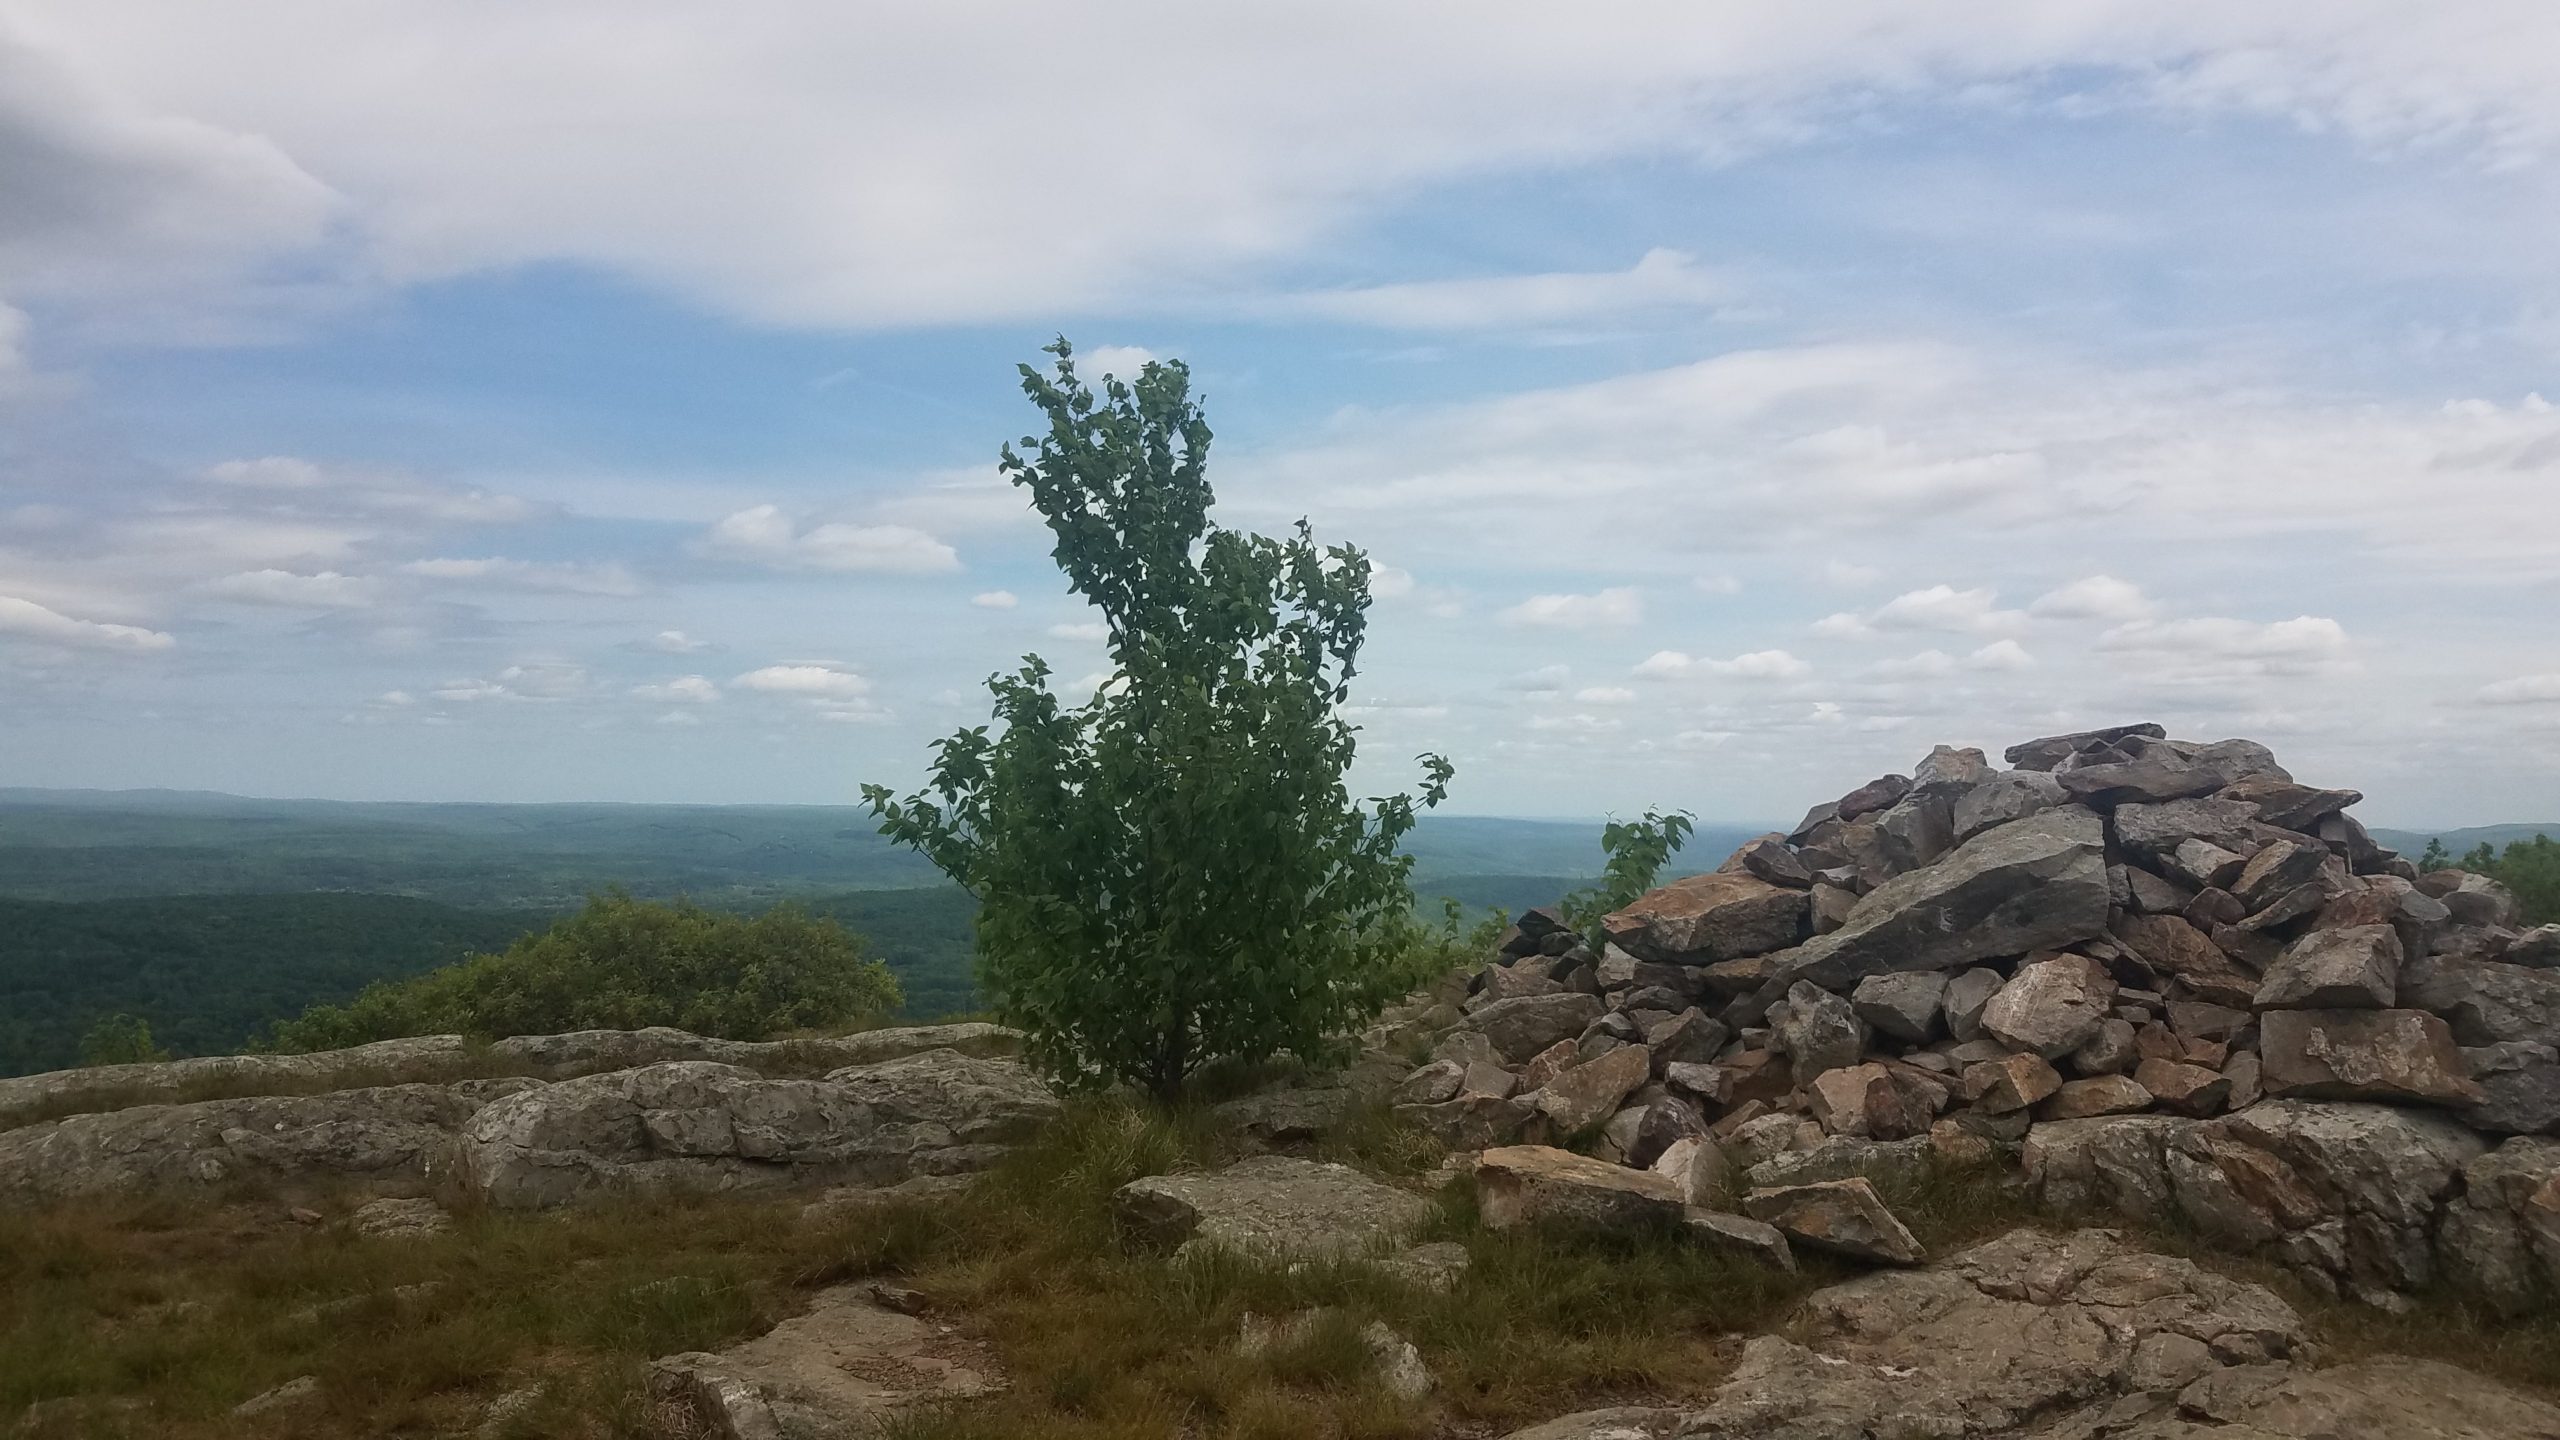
[2464,1041,2560,1136]
[1949,768,2068,843]
[1529,1042,1649,1137]
[1114,1154,1431,1260]
[1476,1144,1683,1231]
[1980,954,2115,1058]
[1741,1176,1924,1264]
[1771,807,2111,989]
[2434,1137,2560,1313]
[2255,924,2400,1010]
[1600,871,1806,963]
[1770,980,1864,1080]
[2005,722,2167,769]
[2258,1008,2481,1107]
[1849,971,1946,1043]
[1942,966,2003,1042]
[651,1285,999,1439]
[1682,1208,1795,1272]
[2403,955,2560,1047]
[1468,993,1607,1064]
[2112,795,2261,861]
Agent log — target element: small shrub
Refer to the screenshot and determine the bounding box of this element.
[264,893,899,1049]
[78,1014,171,1067]
[1558,810,1693,935]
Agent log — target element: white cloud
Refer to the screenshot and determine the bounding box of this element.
[970,590,1019,609]
[654,710,703,727]
[2098,615,2351,679]
[731,664,871,698]
[1047,621,1109,642]
[2477,674,2560,705]
[633,675,720,703]
[1869,585,2027,634]
[1500,587,1641,630]
[699,505,959,574]
[1870,649,1957,680]
[1501,664,1570,694]
[1077,344,1156,377]
[401,557,643,596]
[1811,612,1873,640]
[1277,249,1735,331]
[375,689,416,707]
[1634,648,1811,680]
[428,662,588,703]
[1822,559,1884,588]
[203,457,329,489]
[1370,566,1416,599]
[0,594,174,652]
[1526,712,1623,734]
[2030,575,2155,623]
[1967,638,2035,671]
[642,630,712,653]
[202,569,380,609]
[1572,685,1636,705]
[17,7,2560,337]
[1692,574,1743,595]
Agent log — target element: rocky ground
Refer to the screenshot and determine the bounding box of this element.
[4,724,2558,1437]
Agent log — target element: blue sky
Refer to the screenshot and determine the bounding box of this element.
[4,3,2559,825]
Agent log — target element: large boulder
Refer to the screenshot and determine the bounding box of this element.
[2005,723,2167,770]
[0,1078,536,1205]
[1114,1154,1431,1260]
[1770,808,2111,989]
[1949,769,2068,843]
[651,1285,1001,1438]
[1475,1145,1683,1231]
[457,1051,1056,1210]
[1468,994,1607,1064]
[2169,1100,2485,1297]
[2434,1137,2560,1314]
[2258,1009,2481,1107]
[2403,956,2560,1047]
[1740,1176,1923,1264]
[1600,871,1806,963]
[2254,926,2401,1010]
[1980,954,2115,1058]
[1528,1043,1650,1137]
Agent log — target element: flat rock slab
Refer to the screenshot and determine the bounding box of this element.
[0,1079,540,1206]
[1113,1154,1431,1261]
[1476,1144,1683,1231]
[459,1051,1058,1211]
[652,1287,998,1439]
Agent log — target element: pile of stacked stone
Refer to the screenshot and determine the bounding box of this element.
[1392,723,2560,1296]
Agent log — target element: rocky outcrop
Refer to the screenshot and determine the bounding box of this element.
[1507,1226,2560,1439]
[0,1078,538,1204]
[0,1023,1022,1135]
[1399,726,2550,1306]
[456,1050,1057,1210]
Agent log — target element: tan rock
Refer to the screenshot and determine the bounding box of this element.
[1476,1145,1684,1231]
[1741,1176,1925,1265]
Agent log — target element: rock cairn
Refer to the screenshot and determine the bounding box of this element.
[1392,723,2560,1302]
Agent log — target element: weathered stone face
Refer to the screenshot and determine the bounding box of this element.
[1113,1154,1431,1260]
[2005,723,2168,770]
[2254,925,2401,1011]
[1601,871,1808,963]
[1467,993,1607,1064]
[1772,980,1865,1081]
[1981,955,2116,1059]
[1475,1145,1684,1231]
[1849,971,1947,1043]
[1772,807,2112,989]
[2258,1009,2482,1107]
[1741,1176,1924,1265]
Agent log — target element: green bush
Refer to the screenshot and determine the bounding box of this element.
[265,893,899,1050]
[1558,809,1693,936]
[868,339,1452,1099]
[78,1014,171,1067]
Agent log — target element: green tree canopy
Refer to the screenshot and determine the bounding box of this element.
[867,339,1451,1098]
[266,893,899,1050]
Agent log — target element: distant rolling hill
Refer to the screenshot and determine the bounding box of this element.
[0,788,1785,1076]
[2368,824,2559,859]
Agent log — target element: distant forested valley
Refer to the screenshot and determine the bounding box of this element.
[0,790,1763,1077]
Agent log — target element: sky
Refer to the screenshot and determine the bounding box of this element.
[4,3,2560,828]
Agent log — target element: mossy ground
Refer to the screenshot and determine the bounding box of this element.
[4,1097,2553,1438]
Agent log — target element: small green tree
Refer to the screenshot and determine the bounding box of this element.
[2419,837,2450,871]
[1559,810,1695,935]
[80,1013,170,1067]
[866,339,1452,1099]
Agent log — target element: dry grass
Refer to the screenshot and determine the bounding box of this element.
[5,1098,2554,1440]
